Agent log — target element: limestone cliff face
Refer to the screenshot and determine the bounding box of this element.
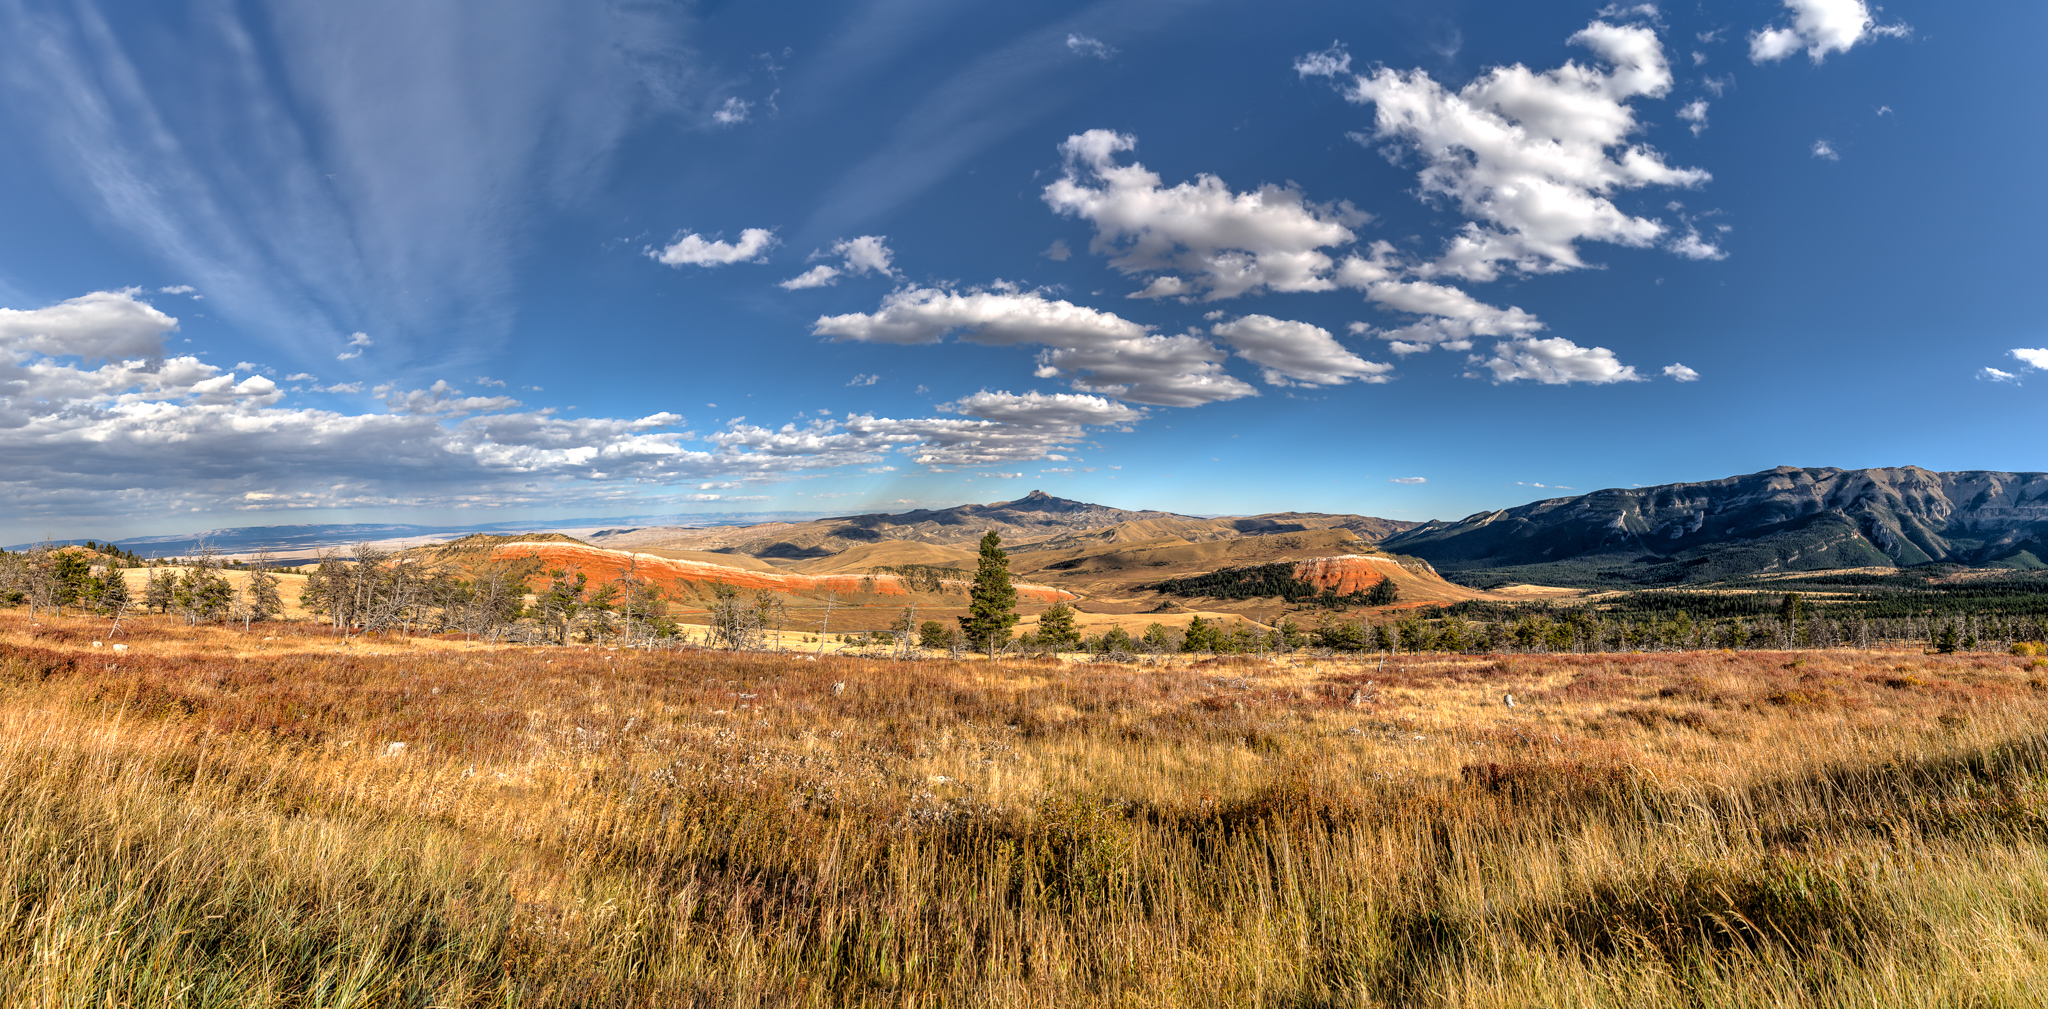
[491,543,1076,604]
[1381,466,2048,582]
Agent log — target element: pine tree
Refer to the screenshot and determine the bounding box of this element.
[1934,622,1960,654]
[959,530,1018,658]
[96,566,130,617]
[1366,577,1398,606]
[537,569,588,645]
[1037,600,1080,652]
[145,567,176,614]
[52,550,92,616]
[247,567,283,623]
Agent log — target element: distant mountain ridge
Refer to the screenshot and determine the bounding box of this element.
[5,512,834,557]
[590,491,1420,560]
[1382,466,2048,587]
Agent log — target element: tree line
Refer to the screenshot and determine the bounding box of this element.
[1303,594,2048,656]
[1149,561,1398,608]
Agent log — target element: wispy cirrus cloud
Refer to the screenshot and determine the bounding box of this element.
[799,0,1214,242]
[0,0,703,370]
[1065,33,1117,59]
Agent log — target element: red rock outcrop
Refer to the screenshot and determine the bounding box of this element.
[1290,554,1405,595]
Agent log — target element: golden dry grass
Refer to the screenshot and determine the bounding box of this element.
[5,611,2048,1006]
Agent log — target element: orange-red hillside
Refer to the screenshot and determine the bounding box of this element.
[1291,554,1402,594]
[492,543,1075,604]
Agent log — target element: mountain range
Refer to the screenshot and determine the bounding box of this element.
[1382,466,2048,587]
[585,490,1418,559]
[27,467,2048,593]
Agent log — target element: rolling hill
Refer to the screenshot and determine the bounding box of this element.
[585,491,1421,562]
[1007,526,1496,618]
[411,499,1468,634]
[1382,465,2048,587]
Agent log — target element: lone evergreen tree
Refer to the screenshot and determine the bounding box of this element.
[145,567,176,614]
[95,565,130,617]
[960,530,1018,658]
[1037,600,1080,652]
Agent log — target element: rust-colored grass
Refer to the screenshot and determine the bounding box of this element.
[6,611,2048,1006]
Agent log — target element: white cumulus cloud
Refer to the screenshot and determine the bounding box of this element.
[0,290,1156,534]
[1979,367,2020,384]
[941,390,1143,429]
[377,379,522,416]
[1677,99,1709,136]
[2012,349,2048,370]
[1042,130,1368,300]
[335,331,373,361]
[1209,314,1392,386]
[813,284,1145,346]
[1389,476,1427,484]
[779,265,842,290]
[652,228,778,267]
[1348,278,1547,354]
[835,235,895,276]
[1475,337,1644,385]
[1662,363,1700,381]
[1812,139,1840,160]
[1750,0,1909,64]
[779,235,897,290]
[813,284,1255,407]
[0,290,179,360]
[1329,20,1710,281]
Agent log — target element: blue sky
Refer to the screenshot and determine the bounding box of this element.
[1,0,2041,542]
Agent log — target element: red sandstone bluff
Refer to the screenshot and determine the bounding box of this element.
[1290,555,1406,594]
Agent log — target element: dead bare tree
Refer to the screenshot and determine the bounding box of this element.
[21,542,56,619]
[895,601,918,660]
[816,592,836,657]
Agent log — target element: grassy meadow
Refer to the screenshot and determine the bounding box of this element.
[6,612,2048,1006]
